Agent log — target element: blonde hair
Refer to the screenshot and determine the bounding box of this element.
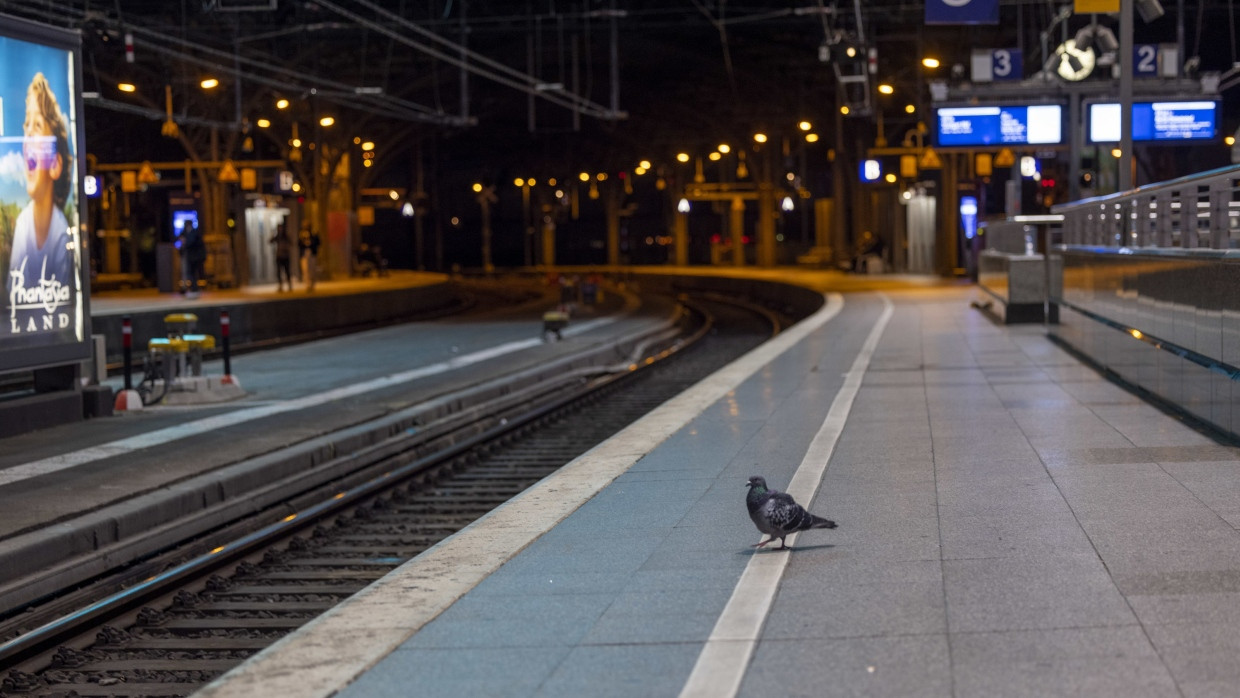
[28,72,73,208]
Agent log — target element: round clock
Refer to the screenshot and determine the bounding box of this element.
[1055,39,1096,81]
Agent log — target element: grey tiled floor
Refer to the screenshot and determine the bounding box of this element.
[340,289,1240,698]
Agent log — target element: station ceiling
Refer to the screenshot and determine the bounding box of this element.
[1,1,1236,184]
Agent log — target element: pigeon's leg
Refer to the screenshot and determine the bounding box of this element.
[752,536,776,548]
[776,538,791,550]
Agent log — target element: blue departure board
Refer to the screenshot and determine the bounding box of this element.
[934,105,1064,146]
[1089,101,1217,143]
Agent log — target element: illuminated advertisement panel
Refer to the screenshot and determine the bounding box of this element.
[1088,101,1218,143]
[934,105,1064,147]
[0,15,90,373]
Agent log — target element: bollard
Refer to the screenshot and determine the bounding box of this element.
[220,309,231,377]
[122,315,133,391]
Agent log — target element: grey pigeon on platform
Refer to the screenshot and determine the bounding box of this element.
[745,476,836,550]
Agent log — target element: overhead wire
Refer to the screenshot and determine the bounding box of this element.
[0,0,463,125]
[326,0,624,118]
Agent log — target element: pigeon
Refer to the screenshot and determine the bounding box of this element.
[745,476,837,550]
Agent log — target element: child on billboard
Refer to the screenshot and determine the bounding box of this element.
[8,71,73,335]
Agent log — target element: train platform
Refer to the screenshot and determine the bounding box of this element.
[6,269,1240,697]
[183,276,1240,698]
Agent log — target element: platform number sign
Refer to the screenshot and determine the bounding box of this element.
[971,48,1022,82]
[1134,45,1158,77]
[992,49,1022,80]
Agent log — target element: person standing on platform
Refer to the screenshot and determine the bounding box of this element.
[298,223,320,292]
[270,222,293,292]
[181,218,206,299]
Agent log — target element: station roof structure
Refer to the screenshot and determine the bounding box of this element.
[0,0,1235,183]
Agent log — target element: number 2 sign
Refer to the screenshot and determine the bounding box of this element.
[1134,44,1158,76]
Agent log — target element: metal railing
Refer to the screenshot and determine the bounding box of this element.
[1052,162,1240,251]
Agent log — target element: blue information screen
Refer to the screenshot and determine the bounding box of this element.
[1088,101,1217,143]
[934,105,1063,146]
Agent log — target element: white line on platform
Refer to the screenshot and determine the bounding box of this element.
[0,317,617,487]
[679,293,893,698]
[194,293,846,698]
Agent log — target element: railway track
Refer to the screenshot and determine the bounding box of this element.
[0,294,788,697]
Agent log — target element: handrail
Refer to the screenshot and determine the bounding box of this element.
[1050,163,1240,250]
[1055,162,1240,210]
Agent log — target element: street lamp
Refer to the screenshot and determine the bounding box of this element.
[473,182,496,273]
[516,178,534,266]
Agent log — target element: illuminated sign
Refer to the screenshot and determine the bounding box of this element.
[925,0,999,25]
[1088,101,1218,143]
[860,159,882,182]
[0,17,91,372]
[960,196,979,240]
[934,104,1063,146]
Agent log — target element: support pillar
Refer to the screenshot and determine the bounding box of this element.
[938,154,960,275]
[673,211,688,266]
[730,196,745,267]
[606,184,621,266]
[541,218,556,267]
[757,184,776,267]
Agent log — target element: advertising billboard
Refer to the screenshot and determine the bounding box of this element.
[0,15,90,373]
[934,105,1064,147]
[1088,101,1218,143]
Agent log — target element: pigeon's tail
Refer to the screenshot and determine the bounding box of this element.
[808,515,837,529]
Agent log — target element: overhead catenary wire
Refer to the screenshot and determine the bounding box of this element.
[317,0,625,119]
[0,0,465,125]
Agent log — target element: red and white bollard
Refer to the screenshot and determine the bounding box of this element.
[114,316,143,411]
[220,309,240,388]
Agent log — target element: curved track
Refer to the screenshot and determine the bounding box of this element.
[0,294,789,697]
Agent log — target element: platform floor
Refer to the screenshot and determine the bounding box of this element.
[87,271,449,316]
[193,281,1240,698]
